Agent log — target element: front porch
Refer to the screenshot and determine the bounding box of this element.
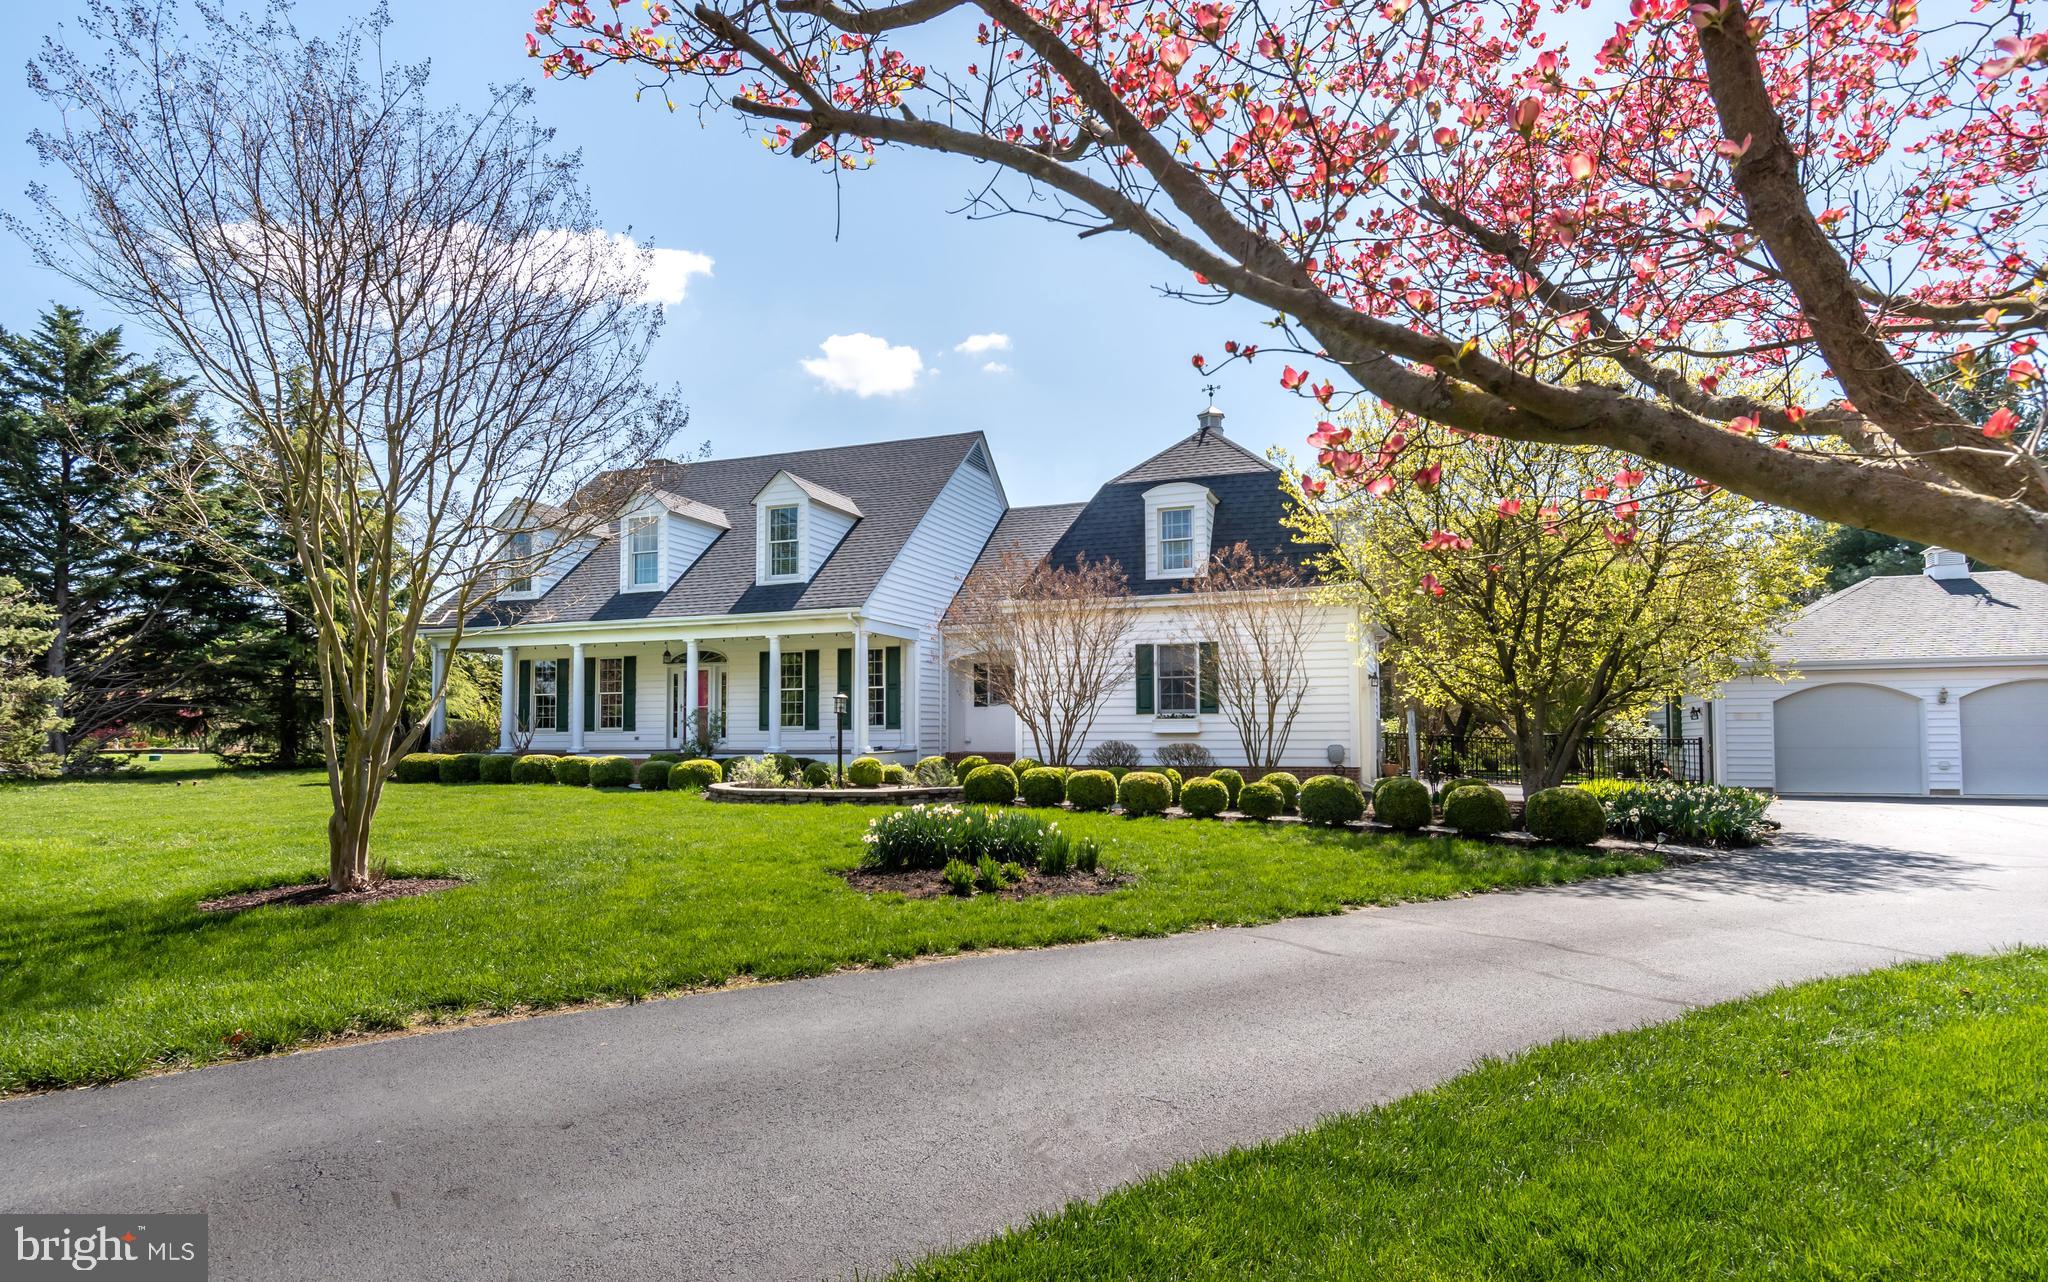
[433,618,932,762]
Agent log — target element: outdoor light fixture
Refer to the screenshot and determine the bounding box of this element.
[832,691,850,785]
[1938,687,1950,704]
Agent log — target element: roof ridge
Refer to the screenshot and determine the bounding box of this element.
[1109,426,1279,484]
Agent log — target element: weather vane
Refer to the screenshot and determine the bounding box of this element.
[1201,382,1221,399]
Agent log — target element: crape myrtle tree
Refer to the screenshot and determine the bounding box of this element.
[1176,542,1318,769]
[20,6,677,888]
[534,0,2048,580]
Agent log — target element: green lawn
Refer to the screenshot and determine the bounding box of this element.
[895,949,2048,1281]
[0,765,1653,1093]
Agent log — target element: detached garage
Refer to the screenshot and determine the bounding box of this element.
[1714,549,2048,798]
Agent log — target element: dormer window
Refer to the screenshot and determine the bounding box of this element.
[1159,508,1194,572]
[626,515,661,588]
[767,505,800,577]
[505,531,534,595]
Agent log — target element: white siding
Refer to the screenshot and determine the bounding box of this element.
[500,532,593,603]
[753,473,856,582]
[1715,663,2048,794]
[809,506,856,574]
[666,513,722,583]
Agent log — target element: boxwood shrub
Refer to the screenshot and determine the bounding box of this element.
[644,751,682,764]
[1018,767,1067,808]
[1260,771,1301,813]
[962,763,1018,804]
[636,759,672,790]
[882,763,908,784]
[1237,780,1285,820]
[846,756,885,788]
[955,754,989,779]
[1206,767,1245,807]
[438,753,484,784]
[392,753,450,783]
[670,758,722,790]
[1162,767,1183,803]
[1179,776,1229,818]
[1433,776,1494,808]
[477,753,516,784]
[1012,757,1039,775]
[1117,771,1172,817]
[1371,776,1431,830]
[802,761,834,789]
[1064,769,1117,812]
[551,756,594,787]
[1300,774,1367,826]
[1524,785,1606,845]
[588,756,634,789]
[511,754,559,784]
[1442,783,1511,835]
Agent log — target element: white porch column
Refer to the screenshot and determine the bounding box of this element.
[765,634,783,752]
[428,643,448,744]
[683,638,700,751]
[568,641,587,753]
[901,637,920,756]
[498,645,516,752]
[852,627,871,756]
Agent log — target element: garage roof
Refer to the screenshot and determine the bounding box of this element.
[1778,570,2048,664]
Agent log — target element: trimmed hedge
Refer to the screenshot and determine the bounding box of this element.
[847,756,885,788]
[1237,780,1285,820]
[1443,783,1512,835]
[1300,775,1367,826]
[1018,767,1067,808]
[1118,771,1172,817]
[636,759,672,790]
[955,754,990,779]
[511,754,559,784]
[392,753,450,783]
[1207,768,1244,807]
[588,756,634,789]
[477,753,516,784]
[1260,771,1301,813]
[881,763,908,785]
[438,753,484,784]
[1180,776,1229,818]
[1065,769,1117,812]
[645,751,682,764]
[1525,785,1607,845]
[551,756,594,787]
[671,758,722,790]
[1371,776,1431,830]
[1433,776,1494,808]
[963,763,1018,805]
[1012,757,1039,775]
[802,761,835,789]
[1162,767,1183,804]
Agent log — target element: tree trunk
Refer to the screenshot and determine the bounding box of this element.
[1514,725,1550,797]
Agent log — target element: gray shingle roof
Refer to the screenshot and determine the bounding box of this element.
[1112,426,1276,483]
[1776,571,2048,664]
[453,432,985,627]
[959,502,1086,591]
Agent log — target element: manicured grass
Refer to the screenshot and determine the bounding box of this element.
[0,766,1653,1092]
[895,949,2048,1281]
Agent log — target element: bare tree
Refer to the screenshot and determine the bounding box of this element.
[947,551,1130,766]
[1176,544,1319,770]
[17,6,676,888]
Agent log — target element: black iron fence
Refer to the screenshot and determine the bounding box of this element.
[1380,732,1707,785]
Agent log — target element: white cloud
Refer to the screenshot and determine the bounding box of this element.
[980,361,1010,374]
[640,246,715,304]
[801,333,925,397]
[954,332,1011,355]
[533,229,712,304]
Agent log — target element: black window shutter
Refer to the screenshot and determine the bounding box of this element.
[758,651,770,731]
[884,646,901,729]
[553,661,568,731]
[837,648,852,729]
[518,660,531,732]
[583,656,597,733]
[622,656,637,731]
[1135,644,1154,714]
[1198,642,1220,714]
[803,649,820,730]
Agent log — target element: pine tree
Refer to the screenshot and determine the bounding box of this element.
[0,576,67,772]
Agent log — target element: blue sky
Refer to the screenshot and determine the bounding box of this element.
[0,3,1322,508]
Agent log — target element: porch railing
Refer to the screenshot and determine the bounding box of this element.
[1380,731,1707,785]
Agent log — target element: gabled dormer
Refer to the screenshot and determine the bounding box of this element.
[495,499,577,601]
[1142,481,1218,580]
[617,488,730,594]
[753,470,862,584]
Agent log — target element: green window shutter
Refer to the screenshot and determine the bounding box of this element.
[622,656,637,731]
[518,660,532,732]
[759,651,770,731]
[553,661,568,731]
[583,656,597,733]
[1135,644,1154,715]
[884,646,901,729]
[1198,642,1220,714]
[803,649,820,730]
[837,648,852,729]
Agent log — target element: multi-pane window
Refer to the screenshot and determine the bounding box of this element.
[1156,643,1198,715]
[779,652,806,727]
[972,662,1011,708]
[627,516,660,587]
[1159,507,1194,572]
[532,659,557,729]
[506,531,534,594]
[768,505,800,577]
[598,657,625,729]
[868,647,887,727]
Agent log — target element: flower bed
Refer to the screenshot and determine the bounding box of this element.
[1577,779,1774,847]
[847,803,1124,899]
[706,782,963,805]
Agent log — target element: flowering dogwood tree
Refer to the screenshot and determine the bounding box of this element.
[534,0,2048,578]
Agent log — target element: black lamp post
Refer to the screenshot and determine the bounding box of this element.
[832,691,849,787]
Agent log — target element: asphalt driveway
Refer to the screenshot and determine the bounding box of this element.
[4,799,2045,1281]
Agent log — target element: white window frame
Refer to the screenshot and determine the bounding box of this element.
[623,514,662,591]
[1141,482,1215,580]
[779,651,806,728]
[1155,642,1199,717]
[504,531,535,596]
[532,659,558,729]
[1158,507,1194,572]
[868,647,887,727]
[972,661,1011,708]
[598,657,625,729]
[767,505,801,579]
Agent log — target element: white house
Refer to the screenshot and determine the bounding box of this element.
[425,408,1380,774]
[1709,547,2048,797]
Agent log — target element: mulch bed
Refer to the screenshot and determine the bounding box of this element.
[199,877,465,914]
[841,866,1133,901]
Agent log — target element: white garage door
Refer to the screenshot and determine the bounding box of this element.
[1773,683,1922,795]
[1962,681,2048,797]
